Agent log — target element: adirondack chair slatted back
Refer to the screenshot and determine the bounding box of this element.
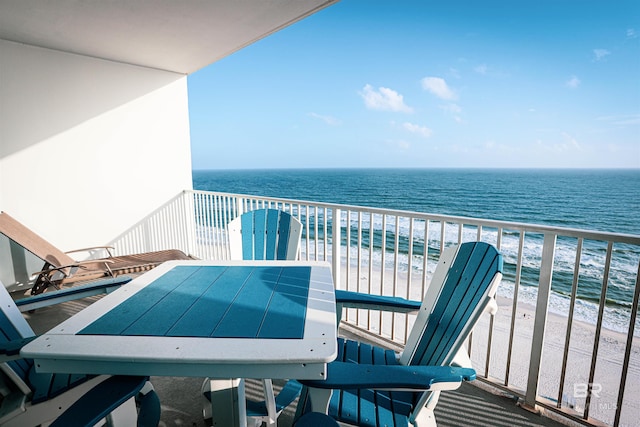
[1,281,99,405]
[402,242,502,367]
[0,280,37,393]
[229,209,302,261]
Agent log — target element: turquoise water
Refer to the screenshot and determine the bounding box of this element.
[193,168,640,333]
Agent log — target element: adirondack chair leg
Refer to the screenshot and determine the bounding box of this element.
[335,302,344,324]
[261,379,277,426]
[425,390,441,411]
[411,390,440,427]
[293,385,330,423]
[105,397,138,426]
[412,407,438,427]
[136,381,161,427]
[294,386,334,424]
[307,387,333,413]
[201,378,247,427]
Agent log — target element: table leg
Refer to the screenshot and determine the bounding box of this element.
[207,378,247,427]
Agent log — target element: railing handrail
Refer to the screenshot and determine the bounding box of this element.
[191,189,640,244]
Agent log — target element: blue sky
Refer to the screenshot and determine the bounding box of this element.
[188,0,640,170]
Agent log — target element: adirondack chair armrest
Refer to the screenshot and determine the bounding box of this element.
[300,362,475,392]
[334,290,422,313]
[0,336,37,359]
[16,276,132,312]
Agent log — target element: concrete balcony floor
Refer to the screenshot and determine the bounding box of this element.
[23,294,570,427]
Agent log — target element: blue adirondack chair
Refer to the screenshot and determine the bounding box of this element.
[295,241,503,427]
[227,208,302,261]
[203,208,304,426]
[0,278,161,427]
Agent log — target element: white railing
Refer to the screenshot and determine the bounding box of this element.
[109,190,640,427]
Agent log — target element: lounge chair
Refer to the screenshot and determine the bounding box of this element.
[0,278,161,426]
[0,211,195,295]
[295,241,503,427]
[203,208,304,427]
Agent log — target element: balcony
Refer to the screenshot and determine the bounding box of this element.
[19,189,640,426]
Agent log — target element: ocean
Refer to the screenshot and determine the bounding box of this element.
[193,168,640,334]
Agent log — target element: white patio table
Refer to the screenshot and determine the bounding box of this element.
[21,260,337,427]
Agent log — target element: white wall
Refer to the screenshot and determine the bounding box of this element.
[0,40,193,251]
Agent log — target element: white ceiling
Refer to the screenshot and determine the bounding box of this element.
[0,0,337,74]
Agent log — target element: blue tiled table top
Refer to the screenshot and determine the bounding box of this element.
[21,260,337,379]
[79,265,312,339]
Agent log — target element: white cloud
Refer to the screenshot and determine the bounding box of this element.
[474,64,488,74]
[561,132,582,150]
[627,28,637,39]
[438,103,463,123]
[483,140,517,153]
[597,113,640,126]
[534,133,582,153]
[402,122,433,138]
[386,139,411,150]
[421,77,458,100]
[359,84,413,113]
[308,112,341,126]
[593,49,610,61]
[566,75,581,89]
[440,103,462,114]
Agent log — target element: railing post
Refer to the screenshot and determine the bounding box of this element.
[332,208,341,289]
[236,198,244,216]
[522,232,556,412]
[182,190,197,257]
